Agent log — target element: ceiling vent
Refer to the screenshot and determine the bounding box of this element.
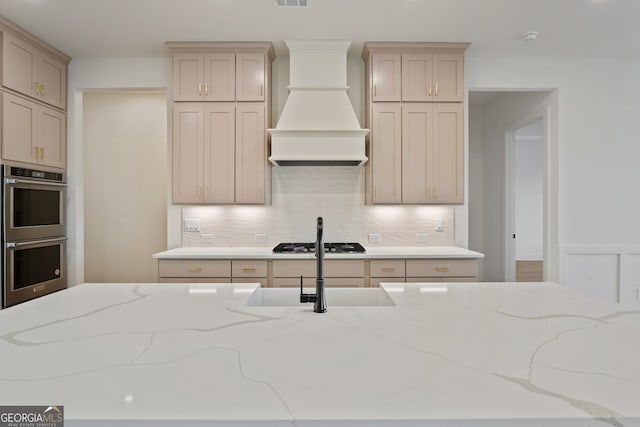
[276,0,309,7]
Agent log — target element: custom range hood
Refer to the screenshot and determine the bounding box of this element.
[268,40,369,166]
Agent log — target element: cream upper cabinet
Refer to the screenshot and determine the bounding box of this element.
[370,103,402,204]
[362,42,468,205]
[235,103,265,204]
[2,32,67,109]
[402,53,463,102]
[236,53,265,101]
[2,92,65,169]
[168,42,274,205]
[173,53,236,101]
[371,53,401,102]
[172,102,236,204]
[402,103,463,204]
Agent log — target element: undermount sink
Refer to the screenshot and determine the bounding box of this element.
[245,287,396,307]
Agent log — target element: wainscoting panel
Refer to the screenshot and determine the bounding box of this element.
[560,246,640,306]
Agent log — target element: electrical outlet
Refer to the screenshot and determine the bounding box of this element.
[435,218,444,232]
[416,233,428,243]
[184,218,200,232]
[201,233,214,242]
[368,234,382,244]
[255,233,267,243]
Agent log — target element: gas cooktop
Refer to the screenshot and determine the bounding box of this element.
[273,242,366,254]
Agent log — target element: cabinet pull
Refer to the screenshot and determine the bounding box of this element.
[34,146,39,159]
[197,187,203,199]
[259,84,263,96]
[259,186,263,198]
[205,83,209,96]
[34,81,40,93]
[242,268,256,273]
[434,186,439,199]
[374,84,377,96]
[40,147,44,159]
[382,267,395,272]
[40,84,45,96]
[204,187,209,199]
[198,83,203,96]
[427,186,431,199]
[435,83,439,97]
[435,267,449,273]
[428,84,432,97]
[188,267,202,273]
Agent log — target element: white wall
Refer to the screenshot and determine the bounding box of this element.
[467,104,484,278]
[67,57,173,286]
[466,57,640,304]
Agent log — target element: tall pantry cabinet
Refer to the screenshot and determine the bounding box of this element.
[362,42,469,205]
[1,16,69,171]
[168,42,275,204]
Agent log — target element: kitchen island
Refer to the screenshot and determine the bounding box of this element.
[0,282,638,426]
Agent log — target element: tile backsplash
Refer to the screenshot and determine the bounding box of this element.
[182,167,454,247]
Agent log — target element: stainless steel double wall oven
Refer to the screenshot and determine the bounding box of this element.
[2,164,67,308]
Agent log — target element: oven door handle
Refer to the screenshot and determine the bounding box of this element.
[6,237,68,248]
[5,178,67,187]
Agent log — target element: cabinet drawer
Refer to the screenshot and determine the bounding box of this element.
[406,259,478,278]
[158,260,231,278]
[272,260,316,278]
[158,277,232,283]
[370,260,406,277]
[231,260,268,277]
[325,260,365,277]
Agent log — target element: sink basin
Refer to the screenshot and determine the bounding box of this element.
[245,287,396,307]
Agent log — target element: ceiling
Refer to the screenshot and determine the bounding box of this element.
[0,0,638,60]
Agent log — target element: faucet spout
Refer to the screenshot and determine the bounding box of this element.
[314,217,326,313]
[299,217,327,313]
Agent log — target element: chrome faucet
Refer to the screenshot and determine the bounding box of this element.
[300,217,327,313]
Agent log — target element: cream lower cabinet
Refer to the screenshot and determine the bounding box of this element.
[271,260,365,288]
[2,91,65,169]
[231,260,268,287]
[405,259,478,282]
[402,103,463,204]
[370,260,406,287]
[173,102,265,204]
[158,260,231,283]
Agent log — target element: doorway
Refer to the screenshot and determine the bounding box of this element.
[82,91,167,282]
[468,90,556,282]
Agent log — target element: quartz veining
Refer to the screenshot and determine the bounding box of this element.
[0,282,638,426]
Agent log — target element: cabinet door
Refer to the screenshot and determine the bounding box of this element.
[203,103,235,203]
[402,104,432,204]
[371,54,401,101]
[371,103,402,203]
[172,53,204,101]
[236,53,265,101]
[431,104,463,203]
[37,51,67,109]
[235,103,265,203]
[203,53,235,101]
[2,33,39,99]
[172,103,204,203]
[432,54,464,102]
[401,54,433,102]
[38,106,66,168]
[2,92,38,164]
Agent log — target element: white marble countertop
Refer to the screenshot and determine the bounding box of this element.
[1,282,638,426]
[152,245,484,259]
